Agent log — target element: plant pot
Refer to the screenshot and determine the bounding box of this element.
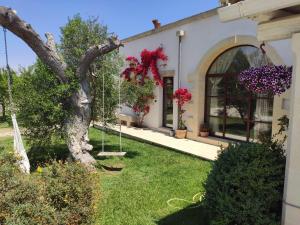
[200,131,209,137]
[169,130,175,137]
[175,129,187,139]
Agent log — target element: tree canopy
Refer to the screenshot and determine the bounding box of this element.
[14,15,122,146]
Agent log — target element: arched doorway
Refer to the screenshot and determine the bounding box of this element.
[205,45,274,141]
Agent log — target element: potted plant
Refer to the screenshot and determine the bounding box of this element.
[173,88,192,139]
[200,123,210,137]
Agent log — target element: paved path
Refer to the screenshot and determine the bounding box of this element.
[94,124,220,161]
[0,128,13,138]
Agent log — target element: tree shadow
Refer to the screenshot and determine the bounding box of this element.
[27,143,69,171]
[157,205,209,225]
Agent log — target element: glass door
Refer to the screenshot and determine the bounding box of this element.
[163,77,174,128]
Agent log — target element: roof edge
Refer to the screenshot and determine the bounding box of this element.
[122,8,219,43]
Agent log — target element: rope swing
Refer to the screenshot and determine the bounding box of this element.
[2,27,30,173]
[97,69,126,157]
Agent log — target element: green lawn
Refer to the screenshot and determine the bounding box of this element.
[0,127,212,225]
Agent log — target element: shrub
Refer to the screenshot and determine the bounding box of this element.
[121,78,155,127]
[0,152,99,225]
[204,143,285,225]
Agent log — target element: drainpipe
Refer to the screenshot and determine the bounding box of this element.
[175,30,185,129]
[176,30,185,88]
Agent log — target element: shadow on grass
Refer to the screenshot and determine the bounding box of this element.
[157,205,209,225]
[27,144,69,171]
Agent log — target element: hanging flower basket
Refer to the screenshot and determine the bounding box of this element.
[239,65,292,96]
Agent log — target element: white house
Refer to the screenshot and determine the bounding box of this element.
[120,8,292,145]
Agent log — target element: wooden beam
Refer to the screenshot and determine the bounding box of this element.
[257,14,300,41]
[218,0,300,22]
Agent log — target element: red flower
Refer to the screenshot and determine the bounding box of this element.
[126,56,139,64]
[173,88,192,107]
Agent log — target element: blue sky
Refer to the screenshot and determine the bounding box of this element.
[0,0,219,69]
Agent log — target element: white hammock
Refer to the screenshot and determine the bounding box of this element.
[3,27,30,173]
[11,114,30,173]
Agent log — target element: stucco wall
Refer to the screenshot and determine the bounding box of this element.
[120,10,293,139]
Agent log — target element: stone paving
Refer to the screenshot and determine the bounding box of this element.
[94,124,220,161]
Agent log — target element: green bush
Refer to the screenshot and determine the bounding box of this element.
[0,152,99,225]
[204,143,285,225]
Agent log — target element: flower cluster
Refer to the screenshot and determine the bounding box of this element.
[239,65,292,95]
[121,47,168,86]
[133,105,150,114]
[173,88,192,107]
[173,88,192,129]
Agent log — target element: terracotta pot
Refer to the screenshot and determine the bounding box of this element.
[175,129,187,139]
[200,131,209,137]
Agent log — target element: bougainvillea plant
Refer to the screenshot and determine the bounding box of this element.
[120,76,156,127]
[121,47,167,127]
[121,47,168,86]
[173,88,192,130]
[239,65,292,95]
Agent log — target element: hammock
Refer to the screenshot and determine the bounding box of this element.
[11,114,30,173]
[3,27,30,173]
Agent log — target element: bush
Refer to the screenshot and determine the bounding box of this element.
[0,152,99,225]
[204,143,285,225]
[121,78,155,126]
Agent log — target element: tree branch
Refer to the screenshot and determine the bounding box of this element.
[77,36,123,79]
[45,32,67,69]
[0,6,68,83]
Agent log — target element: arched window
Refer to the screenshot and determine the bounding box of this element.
[205,46,273,141]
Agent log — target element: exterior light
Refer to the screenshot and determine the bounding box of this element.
[176,30,185,37]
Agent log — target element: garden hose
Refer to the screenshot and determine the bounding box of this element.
[167,192,204,210]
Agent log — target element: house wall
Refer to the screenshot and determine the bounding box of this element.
[120,9,293,140]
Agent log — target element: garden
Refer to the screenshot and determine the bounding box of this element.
[0,5,291,225]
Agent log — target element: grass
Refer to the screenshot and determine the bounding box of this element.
[0,126,212,225]
[91,128,212,225]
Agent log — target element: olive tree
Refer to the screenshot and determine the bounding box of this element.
[0,7,122,168]
[0,68,8,119]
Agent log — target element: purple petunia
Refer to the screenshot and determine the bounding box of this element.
[239,65,292,95]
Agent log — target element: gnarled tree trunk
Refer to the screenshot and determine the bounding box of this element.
[0,6,122,168]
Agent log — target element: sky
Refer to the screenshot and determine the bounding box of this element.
[0,0,219,69]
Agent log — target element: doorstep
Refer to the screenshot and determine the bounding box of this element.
[153,127,172,135]
[190,135,230,148]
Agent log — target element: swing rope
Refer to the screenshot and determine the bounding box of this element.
[118,72,122,152]
[101,69,105,153]
[2,27,30,173]
[98,65,125,156]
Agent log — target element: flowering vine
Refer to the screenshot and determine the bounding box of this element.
[173,88,192,130]
[120,47,167,127]
[239,65,292,95]
[121,47,168,86]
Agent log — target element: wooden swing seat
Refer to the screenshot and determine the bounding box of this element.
[97,152,127,157]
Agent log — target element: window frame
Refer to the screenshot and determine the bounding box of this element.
[204,45,273,142]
